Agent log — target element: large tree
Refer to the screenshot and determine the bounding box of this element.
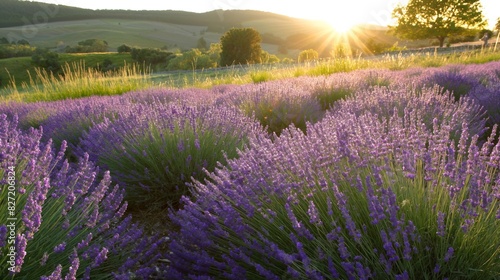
[220,27,262,66]
[391,0,486,47]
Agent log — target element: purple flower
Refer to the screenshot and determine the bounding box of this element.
[65,250,80,280]
[77,233,93,250]
[327,256,340,278]
[54,242,66,253]
[395,271,409,280]
[433,264,441,274]
[15,234,27,272]
[444,247,454,262]
[0,115,163,278]
[93,247,109,268]
[436,211,446,237]
[0,225,7,247]
[41,264,62,280]
[307,200,322,226]
[381,230,399,263]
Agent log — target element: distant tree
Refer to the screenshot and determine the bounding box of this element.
[130,47,173,68]
[207,43,221,67]
[365,38,389,54]
[391,0,486,47]
[96,58,117,72]
[65,39,108,53]
[16,39,30,45]
[282,57,294,64]
[117,44,132,53]
[31,48,61,73]
[330,43,352,58]
[167,48,218,71]
[220,27,262,66]
[495,17,500,32]
[297,49,318,63]
[196,37,208,50]
[260,50,280,64]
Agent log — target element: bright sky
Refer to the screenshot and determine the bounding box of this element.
[35,0,499,31]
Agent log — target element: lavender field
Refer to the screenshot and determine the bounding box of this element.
[1,61,500,279]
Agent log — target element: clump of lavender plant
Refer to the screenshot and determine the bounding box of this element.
[233,80,324,135]
[167,101,499,278]
[469,82,500,130]
[423,68,479,101]
[331,85,487,141]
[79,103,263,210]
[0,115,164,279]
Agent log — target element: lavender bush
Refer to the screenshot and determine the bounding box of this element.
[0,115,164,279]
[423,68,478,101]
[167,98,499,278]
[78,103,264,210]
[331,86,487,141]
[226,79,324,135]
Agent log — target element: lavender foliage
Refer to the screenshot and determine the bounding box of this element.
[0,115,164,279]
[168,90,499,278]
[1,59,500,278]
[77,102,264,209]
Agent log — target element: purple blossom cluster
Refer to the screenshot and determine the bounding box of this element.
[1,59,500,278]
[76,101,264,209]
[0,115,164,279]
[167,89,500,278]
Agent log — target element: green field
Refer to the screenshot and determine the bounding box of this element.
[0,19,218,51]
[0,52,134,88]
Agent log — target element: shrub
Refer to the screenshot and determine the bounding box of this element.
[31,48,61,74]
[424,69,479,101]
[469,83,500,132]
[167,104,499,279]
[166,49,217,70]
[130,47,173,68]
[117,44,132,53]
[313,86,354,111]
[65,39,109,53]
[0,115,164,279]
[298,49,318,63]
[331,86,487,141]
[78,103,263,210]
[250,71,273,84]
[236,81,324,135]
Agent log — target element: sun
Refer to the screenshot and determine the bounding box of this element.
[323,15,359,34]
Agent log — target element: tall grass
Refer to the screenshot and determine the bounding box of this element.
[1,61,155,103]
[2,47,500,103]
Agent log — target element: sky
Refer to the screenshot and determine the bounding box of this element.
[33,0,499,30]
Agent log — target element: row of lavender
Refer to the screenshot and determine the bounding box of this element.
[1,61,500,278]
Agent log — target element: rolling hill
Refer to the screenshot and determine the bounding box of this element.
[0,0,432,56]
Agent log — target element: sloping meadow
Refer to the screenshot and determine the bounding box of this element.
[1,61,500,278]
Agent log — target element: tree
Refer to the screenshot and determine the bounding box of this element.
[297,49,318,63]
[495,17,500,32]
[196,37,208,50]
[117,44,132,53]
[31,48,61,73]
[220,28,262,66]
[65,38,109,53]
[391,0,486,47]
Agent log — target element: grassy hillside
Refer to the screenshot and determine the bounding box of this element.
[0,0,436,56]
[0,0,294,29]
[0,53,134,88]
[0,19,215,51]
